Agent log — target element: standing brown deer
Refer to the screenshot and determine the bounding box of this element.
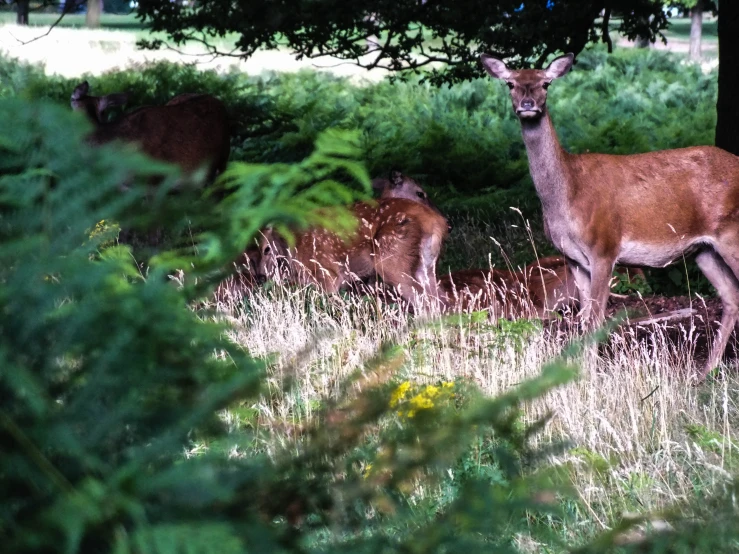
[481,52,739,379]
[256,198,449,310]
[71,81,230,184]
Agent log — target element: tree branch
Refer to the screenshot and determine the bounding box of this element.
[10,7,70,46]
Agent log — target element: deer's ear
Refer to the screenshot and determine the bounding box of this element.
[545,53,574,80]
[480,55,511,80]
[96,92,130,117]
[71,81,90,101]
[389,169,405,188]
[372,177,390,195]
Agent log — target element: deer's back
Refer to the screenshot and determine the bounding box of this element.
[92,95,230,174]
[566,146,739,249]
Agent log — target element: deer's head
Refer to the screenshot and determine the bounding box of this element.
[373,170,451,230]
[256,229,290,284]
[480,53,574,120]
[71,81,130,124]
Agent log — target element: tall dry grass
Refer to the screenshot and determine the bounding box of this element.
[206,269,739,539]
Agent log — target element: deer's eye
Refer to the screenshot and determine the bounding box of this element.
[542,82,550,90]
[506,82,515,90]
[416,191,427,199]
[263,246,271,255]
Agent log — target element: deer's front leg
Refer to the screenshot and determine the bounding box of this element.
[587,257,615,327]
[568,259,592,325]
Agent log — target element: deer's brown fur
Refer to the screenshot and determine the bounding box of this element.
[256,198,449,309]
[372,170,444,215]
[440,256,577,318]
[442,255,647,318]
[71,82,230,183]
[481,52,739,379]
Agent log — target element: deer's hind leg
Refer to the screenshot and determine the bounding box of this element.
[371,229,436,311]
[413,232,443,301]
[696,245,739,379]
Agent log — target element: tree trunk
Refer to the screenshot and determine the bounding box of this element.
[689,0,703,61]
[635,15,650,48]
[16,0,30,25]
[86,0,102,28]
[716,2,739,155]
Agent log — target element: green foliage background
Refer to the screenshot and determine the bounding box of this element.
[0,46,718,291]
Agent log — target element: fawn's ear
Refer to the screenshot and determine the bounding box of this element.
[389,169,405,188]
[371,177,391,195]
[545,53,574,80]
[480,54,511,80]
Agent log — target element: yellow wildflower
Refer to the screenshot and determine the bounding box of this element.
[389,381,411,407]
[409,392,435,411]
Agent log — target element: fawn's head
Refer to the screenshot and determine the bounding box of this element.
[373,170,432,203]
[480,53,574,120]
[255,228,289,284]
[373,170,450,230]
[71,81,130,124]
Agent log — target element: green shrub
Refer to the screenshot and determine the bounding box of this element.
[0,45,718,291]
[0,94,581,554]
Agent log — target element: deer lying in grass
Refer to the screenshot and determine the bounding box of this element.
[256,198,449,310]
[440,256,576,318]
[216,171,444,303]
[481,52,739,379]
[441,256,646,319]
[70,81,230,184]
[212,247,262,306]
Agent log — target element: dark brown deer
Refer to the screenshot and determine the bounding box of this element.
[481,52,739,379]
[70,81,230,184]
[441,256,646,319]
[256,198,449,310]
[212,246,262,306]
[440,256,578,318]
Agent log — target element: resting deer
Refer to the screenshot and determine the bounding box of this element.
[256,198,449,310]
[481,52,739,379]
[70,81,230,184]
[440,256,577,318]
[441,255,646,318]
[213,246,262,305]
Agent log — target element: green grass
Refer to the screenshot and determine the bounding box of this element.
[0,11,142,29]
[664,16,718,42]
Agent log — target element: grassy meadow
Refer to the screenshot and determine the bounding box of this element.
[2,33,738,551]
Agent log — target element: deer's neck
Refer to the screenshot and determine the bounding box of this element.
[520,112,570,215]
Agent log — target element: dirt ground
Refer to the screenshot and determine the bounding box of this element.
[565,293,739,373]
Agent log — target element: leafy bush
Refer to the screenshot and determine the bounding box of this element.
[0,45,718,290]
[0,94,583,554]
[1,45,717,197]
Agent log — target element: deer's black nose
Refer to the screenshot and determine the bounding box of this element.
[521,99,535,110]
